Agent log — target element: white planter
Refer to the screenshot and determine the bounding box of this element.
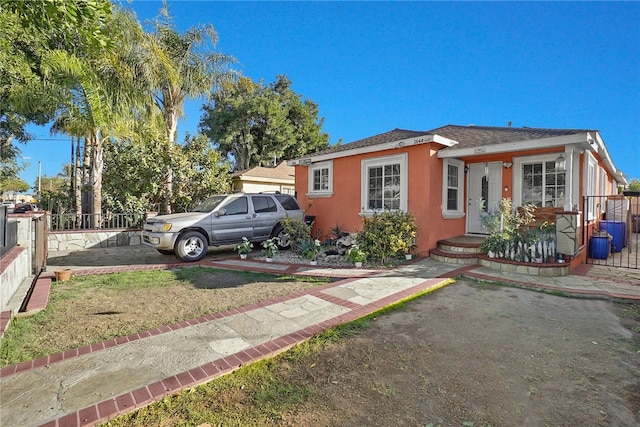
[354,262,363,268]
[240,254,247,260]
[265,257,273,263]
[310,260,317,265]
[405,254,412,260]
[488,251,495,258]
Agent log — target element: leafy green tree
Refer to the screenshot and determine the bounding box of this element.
[172,133,232,211]
[42,7,150,222]
[0,0,114,177]
[0,177,30,194]
[200,75,329,170]
[628,178,640,191]
[0,7,55,171]
[102,132,231,214]
[1,0,113,50]
[141,4,235,213]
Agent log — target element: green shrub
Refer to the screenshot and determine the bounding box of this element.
[357,211,418,264]
[281,217,312,254]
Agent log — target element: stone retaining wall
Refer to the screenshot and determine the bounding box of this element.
[48,229,142,252]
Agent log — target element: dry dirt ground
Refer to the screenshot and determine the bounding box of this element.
[273,282,640,427]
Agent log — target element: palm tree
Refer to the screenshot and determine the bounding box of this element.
[42,8,149,225]
[142,6,235,213]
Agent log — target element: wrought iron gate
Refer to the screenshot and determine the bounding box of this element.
[584,192,639,269]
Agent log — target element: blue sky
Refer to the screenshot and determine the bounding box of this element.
[18,0,640,189]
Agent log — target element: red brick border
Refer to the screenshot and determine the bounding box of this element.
[33,277,449,427]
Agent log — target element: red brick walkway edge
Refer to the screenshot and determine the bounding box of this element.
[33,277,449,427]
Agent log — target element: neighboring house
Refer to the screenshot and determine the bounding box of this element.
[288,124,628,265]
[231,161,295,195]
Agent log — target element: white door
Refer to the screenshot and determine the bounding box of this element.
[467,162,502,234]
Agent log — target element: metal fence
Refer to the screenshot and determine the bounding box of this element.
[584,193,639,269]
[1,207,18,257]
[48,213,147,231]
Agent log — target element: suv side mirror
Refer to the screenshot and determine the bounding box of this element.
[214,208,227,217]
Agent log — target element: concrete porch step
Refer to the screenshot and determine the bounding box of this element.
[429,247,480,265]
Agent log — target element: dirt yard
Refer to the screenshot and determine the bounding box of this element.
[273,282,640,426]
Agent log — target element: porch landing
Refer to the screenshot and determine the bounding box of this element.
[430,235,572,276]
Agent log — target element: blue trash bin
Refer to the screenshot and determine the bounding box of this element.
[589,233,611,260]
[599,221,625,252]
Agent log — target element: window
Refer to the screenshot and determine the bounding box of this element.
[274,194,301,211]
[251,196,277,213]
[222,197,248,215]
[521,161,565,207]
[599,168,607,196]
[307,161,333,197]
[585,152,597,219]
[361,154,407,214]
[441,159,464,218]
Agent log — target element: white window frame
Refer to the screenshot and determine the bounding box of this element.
[585,151,597,220]
[307,160,333,198]
[513,153,567,208]
[360,153,407,216]
[599,167,606,197]
[441,158,465,219]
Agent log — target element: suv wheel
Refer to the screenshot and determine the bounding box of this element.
[175,231,208,262]
[272,225,291,249]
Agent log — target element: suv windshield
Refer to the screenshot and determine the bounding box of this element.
[192,195,227,212]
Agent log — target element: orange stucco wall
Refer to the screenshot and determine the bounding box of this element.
[295,144,466,255]
[295,144,620,262]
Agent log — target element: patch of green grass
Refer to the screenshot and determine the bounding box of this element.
[277,275,331,283]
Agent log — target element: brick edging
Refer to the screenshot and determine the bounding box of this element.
[37,277,450,427]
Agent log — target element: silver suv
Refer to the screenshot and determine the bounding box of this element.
[141,193,303,262]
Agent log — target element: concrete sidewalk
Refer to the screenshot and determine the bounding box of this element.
[0,247,638,427]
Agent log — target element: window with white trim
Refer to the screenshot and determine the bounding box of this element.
[521,160,566,207]
[599,167,606,196]
[586,152,597,220]
[361,154,407,214]
[441,159,464,218]
[307,161,333,197]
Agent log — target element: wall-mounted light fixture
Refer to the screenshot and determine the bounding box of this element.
[555,153,566,171]
[502,162,513,169]
[464,165,469,173]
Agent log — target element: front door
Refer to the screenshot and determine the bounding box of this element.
[467,162,502,234]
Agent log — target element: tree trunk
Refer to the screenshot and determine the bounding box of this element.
[74,138,83,218]
[163,106,178,214]
[87,131,103,228]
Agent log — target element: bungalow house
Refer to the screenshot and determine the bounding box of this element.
[288,124,628,269]
[231,161,295,195]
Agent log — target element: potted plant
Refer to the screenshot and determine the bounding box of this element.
[261,237,279,262]
[403,242,416,260]
[345,244,366,267]
[235,237,253,259]
[301,238,323,265]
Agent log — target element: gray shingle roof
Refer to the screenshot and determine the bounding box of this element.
[308,128,431,157]
[305,124,595,158]
[431,125,595,150]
